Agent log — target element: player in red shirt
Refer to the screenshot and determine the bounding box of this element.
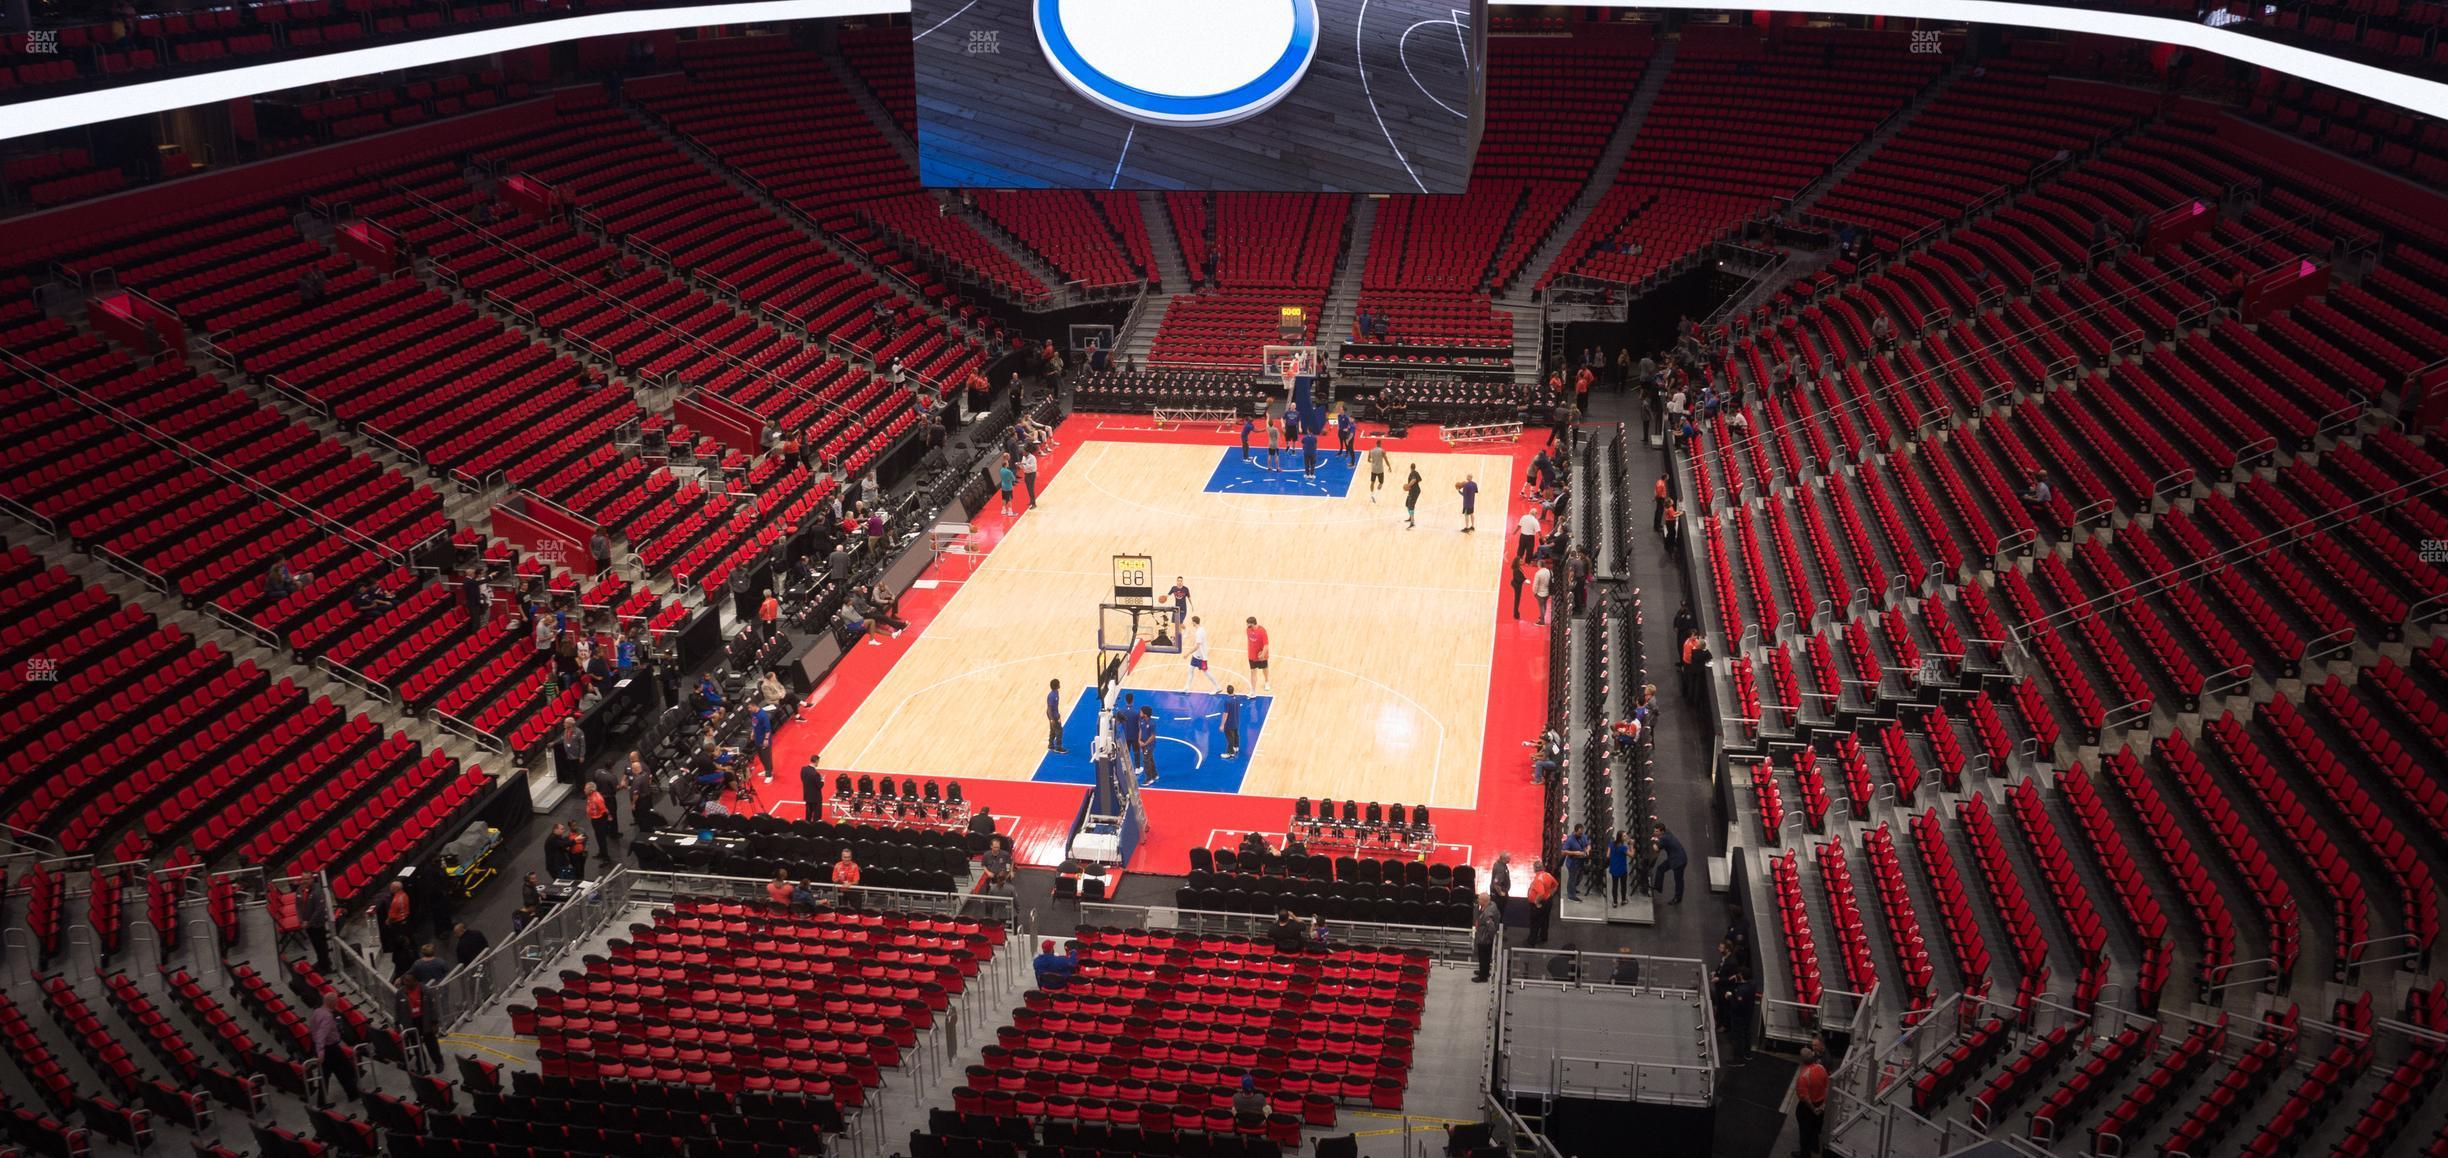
[1245,617,1271,691]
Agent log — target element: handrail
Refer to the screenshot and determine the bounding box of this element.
[0,346,408,568]
[2011,465,2448,642]
[379,179,884,441]
[1676,194,2350,494]
[1076,899,1473,960]
[624,104,957,393]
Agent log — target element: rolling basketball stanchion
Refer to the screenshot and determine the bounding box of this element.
[1442,421,1524,445]
[1149,406,1241,431]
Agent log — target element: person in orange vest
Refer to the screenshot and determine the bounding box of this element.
[380,880,415,974]
[1793,1044,1829,1157]
[584,783,617,864]
[757,588,780,645]
[1524,861,1559,946]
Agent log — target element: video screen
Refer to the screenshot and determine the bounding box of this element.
[911,0,1487,193]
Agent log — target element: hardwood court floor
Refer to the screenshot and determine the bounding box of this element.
[821,438,1518,809]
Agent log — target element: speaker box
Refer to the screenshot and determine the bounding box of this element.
[1314,1135,1358,1158]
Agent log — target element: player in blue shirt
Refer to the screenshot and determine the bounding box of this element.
[1220,685,1246,759]
[1135,706,1159,786]
[1336,410,1357,464]
[1046,678,1067,755]
[1300,429,1319,478]
[1458,475,1480,532]
[1239,415,1255,461]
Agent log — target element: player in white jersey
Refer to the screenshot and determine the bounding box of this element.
[1184,616,1222,692]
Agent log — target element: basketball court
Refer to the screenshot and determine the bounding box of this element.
[767,411,1555,874]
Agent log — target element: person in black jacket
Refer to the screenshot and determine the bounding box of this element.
[1651,823,1690,904]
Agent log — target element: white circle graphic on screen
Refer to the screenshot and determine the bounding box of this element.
[1036,0,1320,128]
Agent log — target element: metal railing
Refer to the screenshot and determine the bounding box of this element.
[421,869,631,1032]
[0,346,418,568]
[1075,900,1473,961]
[380,180,891,441]
[1499,948,1718,1107]
[423,865,1020,1033]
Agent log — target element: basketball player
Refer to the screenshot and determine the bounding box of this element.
[1264,416,1282,470]
[1046,678,1067,755]
[1168,577,1192,631]
[1245,616,1271,691]
[1403,466,1422,529]
[1184,616,1221,692]
[1299,426,1319,479]
[1457,474,1480,532]
[1366,438,1389,501]
[1336,409,1357,465]
[1220,684,1245,758]
[1135,706,1159,786]
[1240,414,1255,461]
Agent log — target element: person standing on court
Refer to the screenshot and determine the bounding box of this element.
[996,456,1016,517]
[1457,474,1479,532]
[1167,577,1191,633]
[1653,822,1690,904]
[1244,617,1271,691]
[1264,414,1281,470]
[1366,438,1389,501]
[1403,466,1422,529]
[1508,560,1526,620]
[1516,509,1540,562]
[1336,408,1357,465]
[1533,561,1554,626]
[1135,705,1160,787]
[799,758,825,819]
[1299,425,1319,479]
[1793,1045,1829,1157]
[1045,679,1068,754]
[1525,860,1559,946]
[1239,414,1255,461]
[1020,447,1041,508]
[1220,684,1245,758]
[1184,616,1221,692]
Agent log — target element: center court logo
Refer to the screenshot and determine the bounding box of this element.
[1034,0,1319,128]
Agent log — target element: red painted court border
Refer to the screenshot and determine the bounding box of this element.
[764,413,1562,878]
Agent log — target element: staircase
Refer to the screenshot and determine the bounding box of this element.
[1709,243,1839,325]
[1789,62,1965,218]
[612,99,970,372]
[1501,32,1682,300]
[1115,292,1174,368]
[1496,296,1543,384]
[824,57,1073,309]
[1137,190,1191,291]
[1316,196,1377,373]
[946,197,1077,309]
[827,57,920,170]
